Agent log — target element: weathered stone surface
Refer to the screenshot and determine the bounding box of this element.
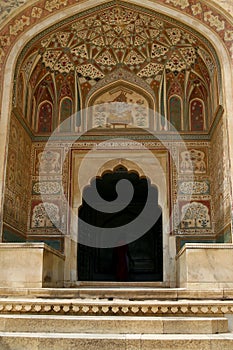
[0,315,228,334]
[0,243,64,288]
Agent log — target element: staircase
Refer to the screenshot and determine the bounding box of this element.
[0,287,233,349]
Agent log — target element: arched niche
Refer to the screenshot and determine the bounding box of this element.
[59,97,73,132]
[168,95,183,131]
[37,100,53,133]
[87,81,155,131]
[189,98,205,132]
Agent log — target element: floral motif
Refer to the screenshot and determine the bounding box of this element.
[54,54,74,74]
[179,181,209,195]
[151,43,169,58]
[76,64,104,79]
[165,0,190,10]
[124,50,145,65]
[38,5,206,77]
[180,47,196,65]
[36,150,61,174]
[224,30,233,41]
[204,11,225,32]
[71,45,88,60]
[31,7,43,19]
[166,28,182,45]
[95,51,116,66]
[0,36,10,47]
[191,3,202,16]
[45,0,68,12]
[138,63,164,78]
[180,202,211,229]
[31,202,60,228]
[32,181,61,195]
[166,53,186,72]
[42,51,61,69]
[9,15,30,36]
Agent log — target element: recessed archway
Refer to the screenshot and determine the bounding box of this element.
[78,165,163,282]
[0,0,232,286]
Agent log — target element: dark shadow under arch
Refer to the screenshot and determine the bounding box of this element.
[78,166,163,281]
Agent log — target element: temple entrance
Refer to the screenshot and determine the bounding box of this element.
[78,166,163,282]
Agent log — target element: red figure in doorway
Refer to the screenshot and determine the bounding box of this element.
[114,244,131,281]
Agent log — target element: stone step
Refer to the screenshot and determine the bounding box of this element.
[0,332,233,350]
[0,315,228,334]
[0,286,231,300]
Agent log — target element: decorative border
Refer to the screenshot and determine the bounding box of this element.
[0,299,232,315]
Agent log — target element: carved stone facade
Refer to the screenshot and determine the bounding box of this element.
[0,0,233,285]
[3,113,31,234]
[28,143,69,237]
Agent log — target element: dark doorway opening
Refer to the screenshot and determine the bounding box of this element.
[78,166,163,281]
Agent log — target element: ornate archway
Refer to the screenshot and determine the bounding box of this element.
[78,165,163,281]
[0,0,232,286]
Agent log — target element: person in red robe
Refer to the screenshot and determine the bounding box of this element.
[114,243,131,281]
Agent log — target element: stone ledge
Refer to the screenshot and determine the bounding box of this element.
[176,243,233,260]
[0,298,231,316]
[0,286,231,300]
[0,243,65,260]
[176,243,233,290]
[0,243,64,288]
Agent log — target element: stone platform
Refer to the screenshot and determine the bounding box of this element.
[1,285,233,300]
[1,332,233,350]
[0,288,233,349]
[0,315,227,334]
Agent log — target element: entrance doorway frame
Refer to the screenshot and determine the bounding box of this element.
[70,150,172,286]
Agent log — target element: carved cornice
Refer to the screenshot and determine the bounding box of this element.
[0,298,232,316]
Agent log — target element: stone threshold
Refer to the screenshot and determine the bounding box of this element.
[74,281,168,288]
[1,287,233,300]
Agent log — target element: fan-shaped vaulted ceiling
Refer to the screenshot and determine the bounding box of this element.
[15,1,221,135]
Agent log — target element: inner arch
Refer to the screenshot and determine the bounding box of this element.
[78,166,163,282]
